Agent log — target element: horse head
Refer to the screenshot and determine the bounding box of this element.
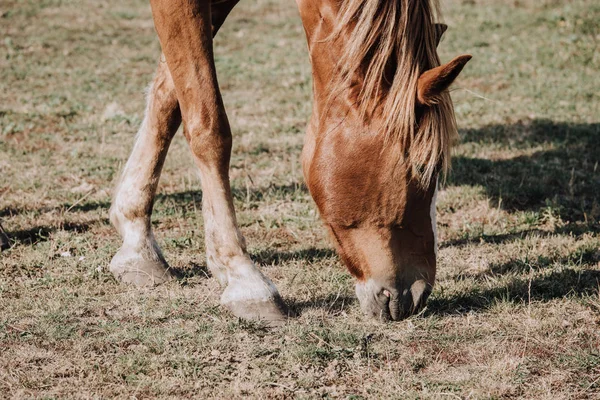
[299,0,471,320]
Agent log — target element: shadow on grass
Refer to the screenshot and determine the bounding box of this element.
[172,246,335,276]
[0,182,304,251]
[428,245,600,315]
[0,222,9,250]
[477,244,599,279]
[451,119,600,224]
[0,199,112,217]
[173,262,212,282]
[3,222,92,248]
[428,268,600,316]
[426,120,600,314]
[0,182,304,221]
[441,222,600,249]
[65,200,111,213]
[291,293,357,316]
[153,182,307,209]
[252,247,336,265]
[0,207,21,218]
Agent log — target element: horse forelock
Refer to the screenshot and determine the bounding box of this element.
[330,0,458,187]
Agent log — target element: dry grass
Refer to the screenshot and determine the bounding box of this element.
[1,0,599,398]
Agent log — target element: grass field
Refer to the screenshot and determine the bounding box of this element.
[1,0,599,398]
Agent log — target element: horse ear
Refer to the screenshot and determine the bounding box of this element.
[434,23,447,46]
[417,55,472,106]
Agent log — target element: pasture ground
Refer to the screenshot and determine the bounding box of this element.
[1,0,599,398]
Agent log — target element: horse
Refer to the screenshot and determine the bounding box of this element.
[108,0,471,325]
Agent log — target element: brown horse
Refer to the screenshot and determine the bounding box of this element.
[109,0,470,324]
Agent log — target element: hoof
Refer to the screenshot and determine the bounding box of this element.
[110,250,172,287]
[223,296,292,327]
[220,273,294,327]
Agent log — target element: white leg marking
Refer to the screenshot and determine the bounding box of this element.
[108,77,175,285]
[220,257,280,304]
[110,112,157,257]
[202,205,232,286]
[200,179,280,304]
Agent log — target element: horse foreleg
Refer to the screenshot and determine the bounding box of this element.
[109,58,181,286]
[151,0,288,324]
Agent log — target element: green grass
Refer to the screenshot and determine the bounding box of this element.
[1,0,599,397]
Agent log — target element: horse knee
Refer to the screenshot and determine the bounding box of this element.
[184,112,233,166]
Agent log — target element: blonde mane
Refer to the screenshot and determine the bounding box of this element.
[330,0,458,186]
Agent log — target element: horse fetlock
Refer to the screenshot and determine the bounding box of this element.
[109,199,137,237]
[108,203,123,234]
[110,194,149,232]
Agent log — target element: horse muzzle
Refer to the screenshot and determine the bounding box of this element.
[355,278,433,321]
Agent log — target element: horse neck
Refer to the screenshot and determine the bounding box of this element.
[297,1,351,117]
[297,0,387,128]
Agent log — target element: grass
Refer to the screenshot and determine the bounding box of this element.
[1,0,599,397]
